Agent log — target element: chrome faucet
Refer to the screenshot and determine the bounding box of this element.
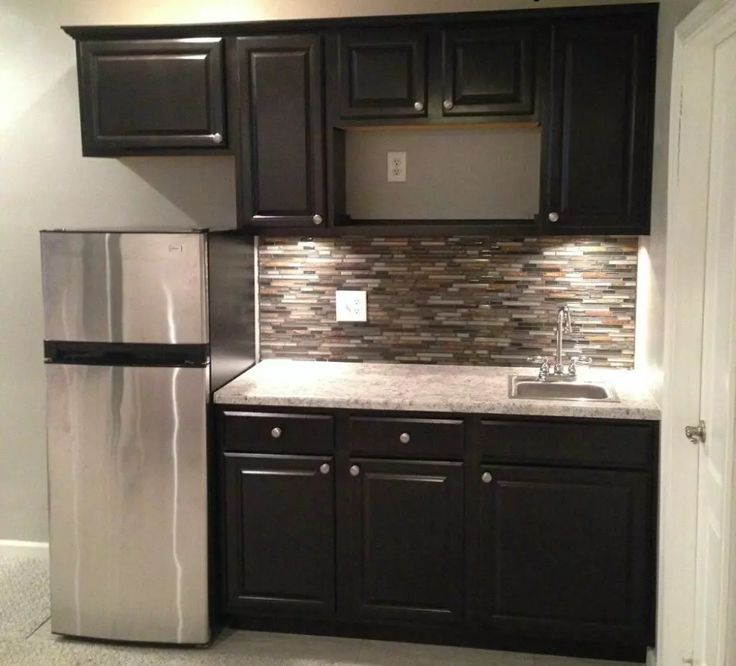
[527,304,592,381]
[554,305,573,375]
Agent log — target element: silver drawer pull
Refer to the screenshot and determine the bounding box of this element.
[349,465,360,477]
[481,472,493,484]
[270,427,282,439]
[320,463,330,475]
[399,432,411,444]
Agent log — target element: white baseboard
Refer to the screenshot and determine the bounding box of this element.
[0,540,49,560]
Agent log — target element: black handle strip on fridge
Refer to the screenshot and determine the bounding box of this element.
[44,341,209,367]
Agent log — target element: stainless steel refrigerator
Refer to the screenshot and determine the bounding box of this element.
[41,229,254,644]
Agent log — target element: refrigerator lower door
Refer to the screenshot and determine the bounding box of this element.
[46,364,210,644]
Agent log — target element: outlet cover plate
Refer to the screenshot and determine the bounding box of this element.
[336,290,367,322]
[387,151,406,182]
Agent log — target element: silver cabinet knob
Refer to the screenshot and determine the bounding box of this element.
[548,211,560,223]
[349,464,360,477]
[481,472,493,484]
[270,427,282,439]
[320,463,330,475]
[413,101,424,111]
[212,132,223,144]
[443,99,454,110]
[399,432,411,444]
[313,214,323,226]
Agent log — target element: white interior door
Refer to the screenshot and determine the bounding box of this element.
[692,23,736,666]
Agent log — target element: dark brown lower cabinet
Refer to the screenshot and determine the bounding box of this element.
[343,459,464,623]
[477,464,652,646]
[223,453,335,616]
[219,407,656,661]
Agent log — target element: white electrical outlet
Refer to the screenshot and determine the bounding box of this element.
[335,290,367,322]
[387,151,407,182]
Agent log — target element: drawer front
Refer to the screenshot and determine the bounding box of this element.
[222,411,334,454]
[348,416,464,460]
[479,420,654,469]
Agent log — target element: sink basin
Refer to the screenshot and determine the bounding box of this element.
[509,376,618,402]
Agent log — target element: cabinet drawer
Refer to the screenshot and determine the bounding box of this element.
[222,411,333,454]
[479,420,654,469]
[348,416,463,460]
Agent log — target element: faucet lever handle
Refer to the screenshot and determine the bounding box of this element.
[570,355,592,365]
[527,356,551,381]
[568,355,592,376]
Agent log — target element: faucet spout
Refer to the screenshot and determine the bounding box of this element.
[555,305,572,374]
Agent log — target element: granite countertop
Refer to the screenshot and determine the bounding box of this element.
[214,359,660,421]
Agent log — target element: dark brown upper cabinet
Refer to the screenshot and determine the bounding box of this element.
[337,28,428,119]
[541,16,656,234]
[441,24,536,119]
[63,4,658,236]
[234,34,326,228]
[76,39,226,155]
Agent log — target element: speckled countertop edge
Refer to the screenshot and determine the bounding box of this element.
[214,360,660,421]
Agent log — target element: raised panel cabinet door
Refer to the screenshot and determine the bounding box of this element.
[543,16,656,233]
[343,459,464,623]
[477,465,653,647]
[223,453,335,615]
[338,28,428,118]
[236,35,325,227]
[441,24,535,118]
[78,39,226,154]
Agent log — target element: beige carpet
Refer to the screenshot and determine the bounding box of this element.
[0,555,49,641]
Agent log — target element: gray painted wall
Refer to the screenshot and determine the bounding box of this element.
[1,0,667,543]
[345,128,541,220]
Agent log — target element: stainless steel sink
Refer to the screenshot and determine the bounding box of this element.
[509,375,618,402]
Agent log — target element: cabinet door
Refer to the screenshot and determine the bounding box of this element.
[78,39,226,155]
[441,25,535,118]
[338,28,428,119]
[223,453,334,615]
[477,465,652,646]
[343,459,464,623]
[543,17,655,233]
[236,35,325,228]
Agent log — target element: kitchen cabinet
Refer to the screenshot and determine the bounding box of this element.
[223,453,335,615]
[342,458,464,623]
[441,24,537,119]
[541,16,656,233]
[65,4,658,235]
[217,404,657,661]
[234,34,326,228]
[76,38,226,155]
[476,465,652,646]
[337,28,428,119]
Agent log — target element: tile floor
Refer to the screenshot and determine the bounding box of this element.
[0,550,640,666]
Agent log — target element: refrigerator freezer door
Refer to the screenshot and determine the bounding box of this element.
[41,232,208,344]
[46,364,210,644]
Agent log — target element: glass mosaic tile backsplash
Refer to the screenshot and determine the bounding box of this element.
[258,236,638,368]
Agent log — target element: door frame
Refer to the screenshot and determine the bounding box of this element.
[658,1,736,664]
